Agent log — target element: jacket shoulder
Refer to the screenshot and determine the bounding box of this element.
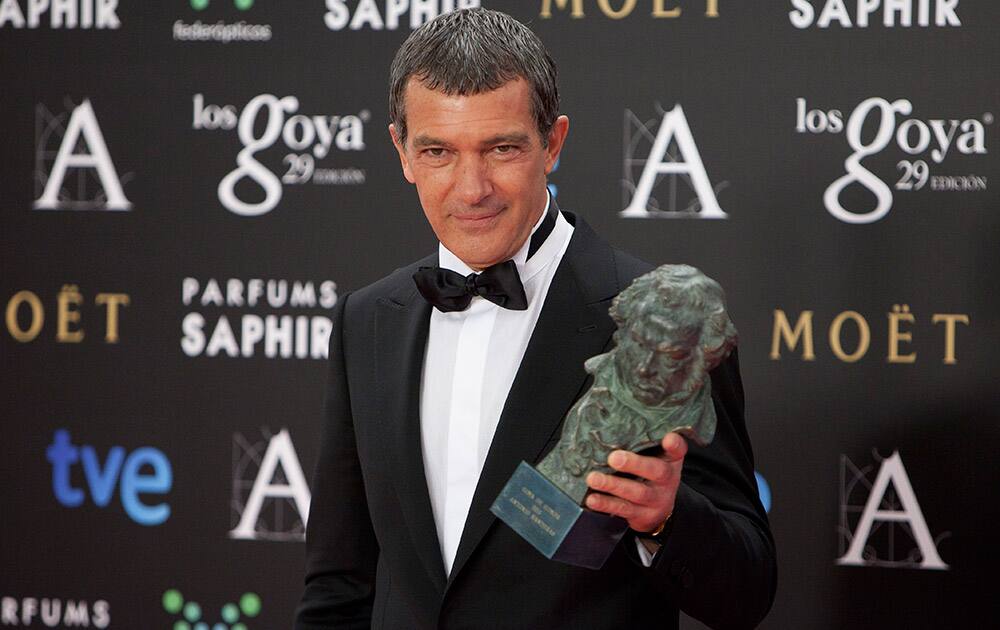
[342,253,436,312]
[610,246,655,288]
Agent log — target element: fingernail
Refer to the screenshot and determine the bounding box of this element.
[609,451,625,468]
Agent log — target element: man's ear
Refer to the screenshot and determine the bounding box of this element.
[389,123,416,184]
[544,115,569,175]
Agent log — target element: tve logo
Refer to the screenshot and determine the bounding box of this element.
[46,429,173,526]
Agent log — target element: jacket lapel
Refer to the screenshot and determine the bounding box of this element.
[375,257,448,594]
[446,214,622,587]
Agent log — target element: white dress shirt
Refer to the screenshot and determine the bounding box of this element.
[419,197,655,575]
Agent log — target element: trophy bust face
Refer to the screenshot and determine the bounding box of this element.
[613,309,700,408]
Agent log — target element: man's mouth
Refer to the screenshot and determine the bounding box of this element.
[453,207,504,225]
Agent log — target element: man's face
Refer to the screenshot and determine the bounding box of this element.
[391,78,568,270]
[614,309,700,407]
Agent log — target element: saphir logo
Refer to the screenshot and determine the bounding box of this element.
[191,94,368,216]
[621,104,728,219]
[789,0,961,28]
[229,428,311,541]
[46,429,173,526]
[324,0,480,31]
[796,97,991,224]
[162,589,261,629]
[181,277,338,359]
[34,99,132,211]
[173,0,271,42]
[0,0,121,29]
[838,450,949,570]
[0,596,110,628]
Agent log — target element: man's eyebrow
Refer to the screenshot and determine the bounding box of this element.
[481,133,532,147]
[411,135,451,148]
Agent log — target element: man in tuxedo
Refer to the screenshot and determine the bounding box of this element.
[296,8,775,629]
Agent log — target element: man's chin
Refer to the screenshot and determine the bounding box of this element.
[449,245,510,271]
[444,234,523,270]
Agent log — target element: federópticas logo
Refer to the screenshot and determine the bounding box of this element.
[162,589,261,629]
[173,0,271,42]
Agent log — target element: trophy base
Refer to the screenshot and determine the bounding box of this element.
[490,461,629,570]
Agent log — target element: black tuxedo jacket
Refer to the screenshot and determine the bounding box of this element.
[296,212,776,630]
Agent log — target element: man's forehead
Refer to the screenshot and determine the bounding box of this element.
[402,76,534,131]
[411,131,533,149]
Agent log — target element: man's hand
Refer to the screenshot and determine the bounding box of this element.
[584,432,688,534]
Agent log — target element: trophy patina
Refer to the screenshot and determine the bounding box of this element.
[490,264,738,569]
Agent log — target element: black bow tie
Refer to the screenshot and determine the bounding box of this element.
[413,202,557,312]
[413,261,528,312]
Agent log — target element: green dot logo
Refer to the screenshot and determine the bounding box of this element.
[190,0,255,10]
[163,589,262,629]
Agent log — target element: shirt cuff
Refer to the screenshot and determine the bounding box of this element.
[634,536,658,567]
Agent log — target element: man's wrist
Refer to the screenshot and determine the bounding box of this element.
[634,510,674,546]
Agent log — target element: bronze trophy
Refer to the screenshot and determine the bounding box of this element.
[491,264,738,568]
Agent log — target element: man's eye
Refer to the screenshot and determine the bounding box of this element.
[423,148,446,158]
[494,145,516,154]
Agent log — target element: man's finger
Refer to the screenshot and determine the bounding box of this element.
[587,471,657,506]
[660,432,689,462]
[586,492,641,520]
[607,450,672,485]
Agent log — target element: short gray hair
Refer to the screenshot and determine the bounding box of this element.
[389,8,559,146]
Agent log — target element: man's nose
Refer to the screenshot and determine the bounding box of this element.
[454,156,493,206]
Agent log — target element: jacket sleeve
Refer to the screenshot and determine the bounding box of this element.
[295,293,380,630]
[648,347,778,629]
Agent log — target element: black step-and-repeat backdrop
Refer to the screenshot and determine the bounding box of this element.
[3,2,998,628]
